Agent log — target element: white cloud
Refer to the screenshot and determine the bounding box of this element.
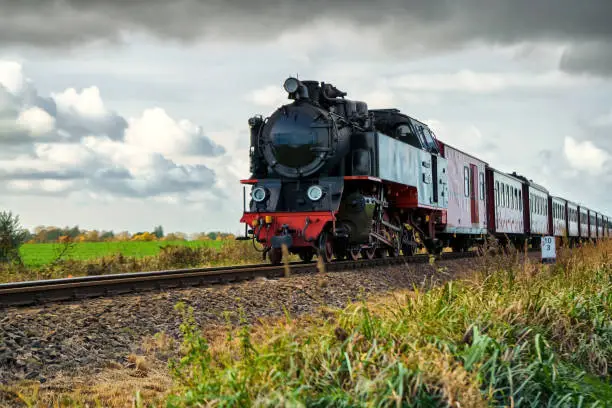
[246,85,288,108]
[0,60,227,200]
[52,86,108,119]
[563,136,610,174]
[124,107,225,158]
[0,60,26,94]
[16,106,55,136]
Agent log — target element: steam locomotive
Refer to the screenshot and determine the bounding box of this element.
[238,78,610,264]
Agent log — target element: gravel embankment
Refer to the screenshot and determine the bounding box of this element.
[0,254,534,386]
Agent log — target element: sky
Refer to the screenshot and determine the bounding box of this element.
[0,0,611,235]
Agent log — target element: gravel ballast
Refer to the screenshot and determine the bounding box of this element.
[0,254,535,387]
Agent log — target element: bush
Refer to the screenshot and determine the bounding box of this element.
[0,211,28,264]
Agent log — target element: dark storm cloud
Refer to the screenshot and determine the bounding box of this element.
[2,1,611,74]
[559,43,612,76]
[0,1,608,46]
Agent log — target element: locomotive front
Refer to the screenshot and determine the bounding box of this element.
[240,77,366,264]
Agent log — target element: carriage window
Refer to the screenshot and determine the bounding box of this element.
[479,172,485,200]
[464,167,469,197]
[518,190,522,210]
[539,197,543,215]
[496,181,499,205]
[514,189,518,210]
[539,197,542,215]
[541,198,544,215]
[506,185,510,208]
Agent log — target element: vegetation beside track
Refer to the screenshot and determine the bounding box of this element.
[165,240,612,407]
[0,240,282,283]
[18,240,224,268]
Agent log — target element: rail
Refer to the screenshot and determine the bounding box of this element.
[0,251,481,308]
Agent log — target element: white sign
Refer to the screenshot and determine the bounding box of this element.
[541,236,556,263]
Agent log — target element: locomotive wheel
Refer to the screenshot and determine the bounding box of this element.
[317,231,334,263]
[376,249,388,258]
[401,245,415,256]
[299,249,314,262]
[269,248,282,265]
[349,247,361,261]
[362,247,376,259]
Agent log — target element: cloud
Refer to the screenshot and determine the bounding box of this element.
[0,59,226,199]
[393,70,598,94]
[124,107,226,157]
[559,42,612,76]
[16,106,55,136]
[592,109,612,128]
[245,85,288,108]
[2,1,611,76]
[563,136,610,175]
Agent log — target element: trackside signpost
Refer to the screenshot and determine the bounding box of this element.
[541,236,556,264]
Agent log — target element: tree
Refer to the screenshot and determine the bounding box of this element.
[0,211,29,264]
[115,231,131,241]
[84,230,100,242]
[100,230,115,241]
[132,232,156,241]
[153,225,164,239]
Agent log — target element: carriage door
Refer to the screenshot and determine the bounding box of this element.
[470,164,479,224]
[431,154,439,204]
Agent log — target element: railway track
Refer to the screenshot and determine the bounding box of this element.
[0,251,484,308]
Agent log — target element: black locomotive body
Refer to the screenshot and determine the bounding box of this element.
[240,78,449,264]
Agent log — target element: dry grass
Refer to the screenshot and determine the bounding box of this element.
[0,358,172,407]
[3,240,610,407]
[163,239,612,407]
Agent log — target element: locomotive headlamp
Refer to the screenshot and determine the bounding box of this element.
[283,77,300,93]
[251,186,267,202]
[307,185,323,201]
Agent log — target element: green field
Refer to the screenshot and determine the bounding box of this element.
[19,240,224,268]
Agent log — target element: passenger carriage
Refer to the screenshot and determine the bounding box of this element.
[578,206,589,240]
[486,169,525,245]
[550,196,567,238]
[566,200,580,245]
[589,210,597,240]
[437,142,487,251]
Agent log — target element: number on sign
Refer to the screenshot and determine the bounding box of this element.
[541,236,556,264]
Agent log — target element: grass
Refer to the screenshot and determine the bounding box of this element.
[1,239,295,283]
[2,240,610,406]
[162,240,612,407]
[18,240,224,268]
